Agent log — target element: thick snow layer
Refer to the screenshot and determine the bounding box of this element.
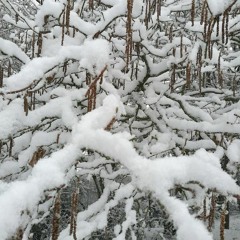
[0,98,25,139]
[35,0,64,27]
[4,39,110,91]
[207,0,235,15]
[0,37,30,63]
[0,95,239,240]
[1,0,240,239]
[226,140,240,163]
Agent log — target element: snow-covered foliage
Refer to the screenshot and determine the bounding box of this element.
[1,0,240,239]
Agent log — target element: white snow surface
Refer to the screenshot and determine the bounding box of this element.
[0,37,30,63]
[4,39,110,91]
[0,95,239,240]
[226,140,240,163]
[207,0,235,15]
[1,0,240,239]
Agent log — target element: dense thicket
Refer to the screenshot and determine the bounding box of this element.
[1,0,240,239]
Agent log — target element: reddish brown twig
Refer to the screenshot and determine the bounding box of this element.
[85,65,107,97]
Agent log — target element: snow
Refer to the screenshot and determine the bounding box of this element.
[1,0,240,239]
[4,39,110,91]
[168,0,192,12]
[0,95,239,239]
[207,0,235,16]
[35,0,64,28]
[0,98,25,139]
[0,37,30,63]
[226,140,240,163]
[70,98,240,240]
[1,0,35,29]
[113,197,136,240]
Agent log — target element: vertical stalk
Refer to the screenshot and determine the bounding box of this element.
[126,0,133,69]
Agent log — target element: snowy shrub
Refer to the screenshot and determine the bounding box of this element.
[0,0,240,239]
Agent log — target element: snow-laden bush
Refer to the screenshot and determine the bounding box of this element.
[0,0,240,239]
